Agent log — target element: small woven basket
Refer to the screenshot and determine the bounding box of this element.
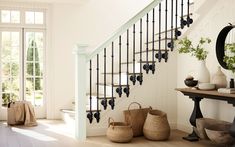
[106,117,133,143]
[143,109,170,141]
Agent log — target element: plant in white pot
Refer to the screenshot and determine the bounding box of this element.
[177,37,211,83]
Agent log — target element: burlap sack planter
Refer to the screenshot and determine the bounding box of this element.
[123,102,150,137]
[106,118,133,143]
[143,109,170,141]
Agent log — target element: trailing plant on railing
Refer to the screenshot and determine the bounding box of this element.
[177,37,211,61]
[224,43,235,73]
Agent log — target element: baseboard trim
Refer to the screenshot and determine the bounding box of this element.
[87,122,177,137]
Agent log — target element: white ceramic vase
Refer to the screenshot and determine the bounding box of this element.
[197,60,210,83]
[211,66,227,89]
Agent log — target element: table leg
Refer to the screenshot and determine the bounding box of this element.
[230,117,235,137]
[183,96,203,141]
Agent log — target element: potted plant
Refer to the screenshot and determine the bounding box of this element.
[177,37,211,83]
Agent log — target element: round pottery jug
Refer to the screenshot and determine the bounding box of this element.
[143,109,170,141]
[211,66,227,89]
[197,61,210,83]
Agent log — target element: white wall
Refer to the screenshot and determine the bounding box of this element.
[177,0,235,132]
[48,0,156,119]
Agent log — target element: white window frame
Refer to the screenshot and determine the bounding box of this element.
[0,7,47,107]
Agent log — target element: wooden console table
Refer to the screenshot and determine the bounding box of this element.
[176,88,235,142]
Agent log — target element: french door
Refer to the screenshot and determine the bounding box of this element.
[0,28,46,120]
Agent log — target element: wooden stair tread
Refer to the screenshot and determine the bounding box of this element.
[145,38,172,44]
[61,109,101,113]
[97,83,128,87]
[97,97,116,99]
[102,72,141,75]
[135,49,169,54]
[154,13,193,36]
[122,61,156,63]
[155,27,180,36]
[182,13,193,18]
[86,93,105,96]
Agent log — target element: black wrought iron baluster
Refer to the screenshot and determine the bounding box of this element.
[137,19,143,85]
[143,13,150,74]
[130,24,137,85]
[180,0,187,29]
[149,8,155,74]
[164,0,169,62]
[124,30,130,97]
[156,3,162,62]
[101,48,107,110]
[87,60,93,123]
[168,0,174,51]
[116,36,122,97]
[94,55,100,123]
[175,0,181,39]
[109,42,115,109]
[186,0,193,27]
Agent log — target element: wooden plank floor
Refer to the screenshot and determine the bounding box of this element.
[0,120,225,147]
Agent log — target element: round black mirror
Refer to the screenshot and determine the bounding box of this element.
[216,24,235,69]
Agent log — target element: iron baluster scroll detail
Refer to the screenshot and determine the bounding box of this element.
[143,13,150,73]
[116,36,122,97]
[149,8,155,74]
[175,0,182,39]
[87,60,93,123]
[137,19,143,85]
[180,0,187,29]
[124,30,130,97]
[109,42,115,109]
[101,48,107,110]
[168,0,174,51]
[186,0,193,27]
[130,24,137,85]
[94,54,100,122]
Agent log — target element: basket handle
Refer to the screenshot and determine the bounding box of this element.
[108,117,115,129]
[128,102,142,110]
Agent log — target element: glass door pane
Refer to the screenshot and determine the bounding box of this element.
[25,31,44,106]
[1,31,20,107]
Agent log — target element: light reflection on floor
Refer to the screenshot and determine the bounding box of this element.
[12,127,57,141]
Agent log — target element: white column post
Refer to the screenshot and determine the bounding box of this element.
[73,44,88,141]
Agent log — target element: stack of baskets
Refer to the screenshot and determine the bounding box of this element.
[106,102,171,143]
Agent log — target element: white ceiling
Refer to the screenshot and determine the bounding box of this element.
[0,0,88,4]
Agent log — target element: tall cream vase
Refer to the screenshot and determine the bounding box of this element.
[197,60,210,83]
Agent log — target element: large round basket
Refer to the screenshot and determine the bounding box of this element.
[143,109,170,141]
[106,118,133,143]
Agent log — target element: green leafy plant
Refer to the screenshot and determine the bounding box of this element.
[223,43,235,73]
[177,37,211,61]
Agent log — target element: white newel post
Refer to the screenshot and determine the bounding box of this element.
[74,44,88,141]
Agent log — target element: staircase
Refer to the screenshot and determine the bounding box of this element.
[63,0,195,139]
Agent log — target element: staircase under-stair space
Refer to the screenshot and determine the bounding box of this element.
[61,0,195,139]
